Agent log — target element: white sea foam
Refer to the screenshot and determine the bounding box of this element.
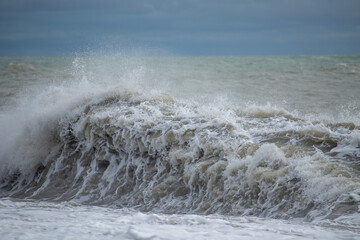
[0,199,357,240]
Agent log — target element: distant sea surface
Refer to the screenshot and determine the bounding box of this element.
[0,55,359,239]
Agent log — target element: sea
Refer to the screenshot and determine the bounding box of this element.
[0,55,359,239]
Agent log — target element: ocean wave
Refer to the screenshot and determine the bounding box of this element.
[0,90,359,221]
[320,63,360,74]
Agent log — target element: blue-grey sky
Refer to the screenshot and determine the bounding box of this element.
[1,0,360,56]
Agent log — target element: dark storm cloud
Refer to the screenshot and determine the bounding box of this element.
[0,0,359,55]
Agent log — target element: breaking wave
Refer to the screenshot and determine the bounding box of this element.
[0,87,359,221]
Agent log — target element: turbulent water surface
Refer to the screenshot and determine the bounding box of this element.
[0,55,359,239]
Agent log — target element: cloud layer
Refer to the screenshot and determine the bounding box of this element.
[1,0,360,55]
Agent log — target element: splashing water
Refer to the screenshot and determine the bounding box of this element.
[0,55,359,239]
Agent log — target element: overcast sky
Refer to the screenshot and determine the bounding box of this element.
[1,0,360,56]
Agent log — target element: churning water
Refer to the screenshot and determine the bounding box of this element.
[0,55,359,239]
